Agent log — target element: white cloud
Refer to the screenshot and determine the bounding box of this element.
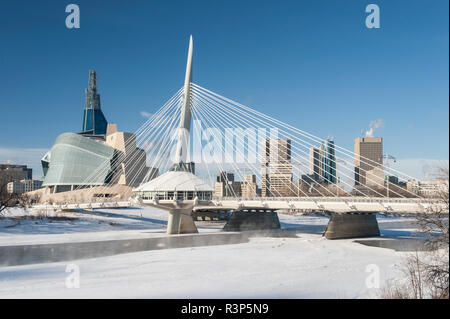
[140,111,153,119]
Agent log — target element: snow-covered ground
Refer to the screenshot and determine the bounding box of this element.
[0,207,421,298]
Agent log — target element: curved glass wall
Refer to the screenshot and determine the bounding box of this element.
[43,133,115,186]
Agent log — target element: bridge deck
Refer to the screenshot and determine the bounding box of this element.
[31,196,446,214]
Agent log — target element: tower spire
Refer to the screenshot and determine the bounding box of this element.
[85,70,100,109]
[82,70,108,135]
[172,35,194,171]
[89,70,97,91]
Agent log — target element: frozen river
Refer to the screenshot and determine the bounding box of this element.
[0,207,423,298]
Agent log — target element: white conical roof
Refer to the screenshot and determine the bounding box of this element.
[134,171,213,192]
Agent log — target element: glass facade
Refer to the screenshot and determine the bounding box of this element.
[82,108,108,135]
[321,140,337,184]
[43,133,115,187]
[81,70,108,135]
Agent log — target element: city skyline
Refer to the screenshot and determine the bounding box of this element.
[0,0,448,179]
[0,2,448,301]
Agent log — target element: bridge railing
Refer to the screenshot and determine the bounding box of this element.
[213,196,435,204]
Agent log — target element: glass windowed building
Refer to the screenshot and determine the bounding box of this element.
[81,70,108,136]
[42,133,115,193]
[321,139,337,184]
[41,70,155,194]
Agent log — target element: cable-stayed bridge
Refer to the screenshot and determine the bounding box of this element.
[33,197,439,214]
[33,36,448,238]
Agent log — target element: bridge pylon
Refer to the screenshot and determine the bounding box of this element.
[167,208,199,234]
[323,212,380,239]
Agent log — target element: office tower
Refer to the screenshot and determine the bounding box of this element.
[308,139,336,185]
[216,172,235,183]
[242,174,259,198]
[82,70,108,136]
[321,139,337,184]
[354,137,383,186]
[0,164,32,185]
[365,167,384,187]
[214,172,242,197]
[309,147,322,180]
[261,139,294,197]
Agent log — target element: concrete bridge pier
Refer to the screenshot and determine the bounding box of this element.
[323,212,380,239]
[223,209,281,231]
[167,209,198,234]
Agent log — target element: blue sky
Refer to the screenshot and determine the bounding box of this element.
[0,0,448,177]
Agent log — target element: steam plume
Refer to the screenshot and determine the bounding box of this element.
[365,119,384,137]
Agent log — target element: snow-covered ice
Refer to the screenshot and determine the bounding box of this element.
[0,207,420,298]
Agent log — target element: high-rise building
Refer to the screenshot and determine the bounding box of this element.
[0,164,32,185]
[365,167,384,187]
[214,172,242,197]
[308,139,336,185]
[261,139,294,197]
[41,70,156,194]
[354,137,383,186]
[309,147,322,180]
[216,172,235,183]
[81,70,108,136]
[242,174,259,198]
[321,139,337,184]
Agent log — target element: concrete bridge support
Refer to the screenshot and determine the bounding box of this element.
[167,209,198,234]
[223,209,281,231]
[323,212,380,239]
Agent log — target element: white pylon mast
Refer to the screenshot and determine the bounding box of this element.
[173,35,193,170]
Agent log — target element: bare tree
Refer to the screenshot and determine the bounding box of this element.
[416,167,449,247]
[380,166,449,299]
[414,166,449,298]
[0,177,29,216]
